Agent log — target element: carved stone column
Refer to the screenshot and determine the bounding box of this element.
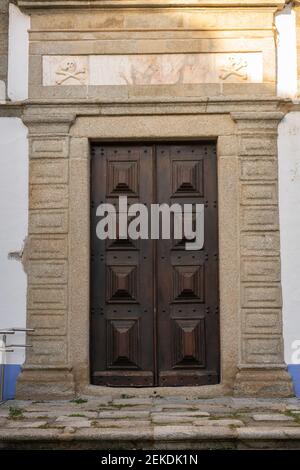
[16,110,76,399]
[232,111,294,397]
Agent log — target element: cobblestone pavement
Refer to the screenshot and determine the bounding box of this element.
[1,396,300,449]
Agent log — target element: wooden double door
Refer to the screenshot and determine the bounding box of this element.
[91,142,219,387]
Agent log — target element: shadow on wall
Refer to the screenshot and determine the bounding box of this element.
[288,366,300,397]
[2,365,22,400]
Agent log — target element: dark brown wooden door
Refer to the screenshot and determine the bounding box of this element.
[91,142,219,387]
[91,144,155,386]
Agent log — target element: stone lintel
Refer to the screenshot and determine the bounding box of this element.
[17,0,287,11]
[19,97,289,125]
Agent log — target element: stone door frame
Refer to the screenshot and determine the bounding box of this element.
[16,97,293,399]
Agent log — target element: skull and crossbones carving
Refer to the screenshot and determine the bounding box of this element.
[55,60,87,85]
[219,57,248,81]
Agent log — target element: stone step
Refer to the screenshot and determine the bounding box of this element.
[1,425,300,450]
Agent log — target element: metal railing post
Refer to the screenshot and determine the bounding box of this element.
[0,328,35,401]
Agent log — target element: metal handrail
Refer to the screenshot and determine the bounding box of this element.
[0,328,35,401]
[0,328,35,334]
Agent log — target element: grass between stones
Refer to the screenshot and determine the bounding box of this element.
[8,406,24,420]
[110,403,147,409]
[70,398,88,405]
[91,420,120,429]
[285,410,300,424]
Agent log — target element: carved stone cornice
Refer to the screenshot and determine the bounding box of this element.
[231,111,285,121]
[19,96,290,121]
[0,96,287,127]
[0,102,23,118]
[22,112,76,135]
[231,111,285,134]
[0,97,289,126]
[16,0,287,10]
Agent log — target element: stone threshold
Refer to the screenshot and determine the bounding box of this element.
[83,384,230,398]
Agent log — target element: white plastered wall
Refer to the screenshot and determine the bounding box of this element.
[7,4,30,102]
[0,4,30,367]
[276,4,300,366]
[278,112,300,365]
[0,118,28,366]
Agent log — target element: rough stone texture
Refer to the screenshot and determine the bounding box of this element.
[157,411,210,417]
[234,367,293,398]
[93,419,151,428]
[193,419,245,427]
[7,420,48,428]
[231,110,293,397]
[112,398,154,406]
[1,397,300,450]
[98,411,150,419]
[151,415,198,424]
[55,416,92,428]
[252,413,294,421]
[64,426,76,434]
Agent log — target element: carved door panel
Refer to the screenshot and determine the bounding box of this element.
[91,142,219,387]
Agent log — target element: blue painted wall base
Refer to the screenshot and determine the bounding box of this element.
[288,364,300,397]
[2,364,21,400]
